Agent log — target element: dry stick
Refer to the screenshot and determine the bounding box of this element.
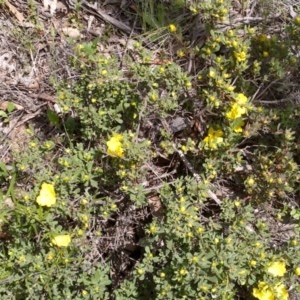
[0,112,24,145]
[253,79,281,101]
[171,143,221,206]
[119,16,138,69]
[68,1,159,51]
[160,118,221,205]
[72,0,134,35]
[172,144,201,182]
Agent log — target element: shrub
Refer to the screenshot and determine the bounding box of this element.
[1,0,300,299]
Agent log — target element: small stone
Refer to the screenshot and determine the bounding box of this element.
[170,117,187,133]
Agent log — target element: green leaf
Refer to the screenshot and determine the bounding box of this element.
[207,275,218,283]
[6,102,15,113]
[65,116,78,134]
[174,0,185,8]
[0,110,8,118]
[141,11,159,30]
[0,162,8,177]
[47,109,60,127]
[7,165,16,202]
[90,179,98,188]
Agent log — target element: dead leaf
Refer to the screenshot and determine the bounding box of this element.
[289,5,297,18]
[0,52,16,73]
[147,194,164,217]
[62,27,82,39]
[5,1,25,23]
[43,0,57,15]
[19,76,40,90]
[0,101,23,111]
[4,197,14,209]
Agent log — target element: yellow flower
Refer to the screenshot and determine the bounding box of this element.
[225,94,249,121]
[235,93,248,105]
[262,51,269,58]
[253,281,288,300]
[19,255,26,263]
[231,118,244,133]
[180,145,188,153]
[226,85,235,92]
[294,16,300,26]
[36,183,56,207]
[226,103,247,120]
[51,234,71,247]
[149,225,157,234]
[274,283,288,300]
[168,24,177,33]
[295,267,300,276]
[179,268,187,276]
[203,127,223,149]
[250,260,257,267]
[177,49,185,57]
[106,134,124,158]
[46,252,54,261]
[246,177,255,186]
[234,50,247,62]
[208,69,216,78]
[231,40,238,48]
[253,281,274,300]
[197,227,204,234]
[267,261,286,277]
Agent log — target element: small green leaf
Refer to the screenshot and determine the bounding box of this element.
[65,116,78,133]
[0,162,8,176]
[6,102,15,113]
[47,109,60,127]
[90,179,98,188]
[0,110,8,118]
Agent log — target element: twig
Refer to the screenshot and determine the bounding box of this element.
[78,1,134,35]
[172,143,222,205]
[119,16,137,69]
[160,118,222,205]
[172,143,201,182]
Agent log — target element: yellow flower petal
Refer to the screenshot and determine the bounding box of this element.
[253,282,275,300]
[226,103,247,120]
[36,183,56,207]
[203,127,224,149]
[210,128,223,138]
[274,283,288,300]
[267,261,286,277]
[168,24,177,33]
[234,51,247,62]
[51,234,71,247]
[106,134,124,158]
[235,93,248,105]
[231,118,245,133]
